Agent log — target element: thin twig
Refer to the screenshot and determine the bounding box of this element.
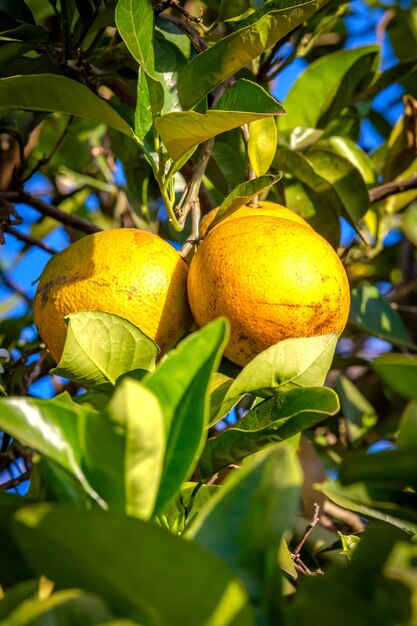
[369,174,417,204]
[1,469,31,491]
[1,191,102,235]
[290,503,322,576]
[4,225,57,254]
[160,14,208,52]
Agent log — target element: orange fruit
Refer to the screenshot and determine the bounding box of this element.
[200,201,311,237]
[34,228,192,363]
[188,216,350,366]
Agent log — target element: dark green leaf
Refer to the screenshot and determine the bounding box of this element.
[398,401,417,448]
[144,319,229,515]
[190,446,302,621]
[320,480,417,536]
[349,285,416,350]
[13,504,256,626]
[178,0,328,110]
[0,492,35,587]
[371,354,417,400]
[274,145,369,237]
[339,447,417,491]
[201,387,339,477]
[0,0,35,23]
[280,45,379,131]
[0,580,39,620]
[53,311,159,390]
[0,74,134,136]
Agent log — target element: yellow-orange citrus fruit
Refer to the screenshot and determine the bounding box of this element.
[188,216,350,366]
[34,228,192,363]
[200,201,311,237]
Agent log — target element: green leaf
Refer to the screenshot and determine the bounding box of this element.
[304,148,370,234]
[115,0,164,113]
[248,117,278,177]
[320,480,417,536]
[0,74,134,136]
[335,375,378,445]
[178,0,328,110]
[371,354,417,400]
[280,45,379,131]
[156,79,284,162]
[339,447,417,491]
[53,311,159,390]
[211,333,338,423]
[104,379,165,519]
[200,387,339,477]
[218,0,251,21]
[13,504,256,626]
[327,136,378,185]
[190,446,302,621]
[0,581,39,621]
[274,146,369,236]
[208,175,282,231]
[398,401,417,448]
[2,589,117,625]
[383,95,417,181]
[0,395,103,504]
[0,492,35,587]
[144,319,229,515]
[349,285,416,351]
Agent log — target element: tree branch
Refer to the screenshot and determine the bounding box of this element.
[4,225,57,254]
[369,174,417,204]
[160,14,208,52]
[1,191,102,235]
[1,469,31,491]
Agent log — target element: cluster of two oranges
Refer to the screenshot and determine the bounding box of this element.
[33,202,350,367]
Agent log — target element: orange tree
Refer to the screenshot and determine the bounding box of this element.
[1,0,417,624]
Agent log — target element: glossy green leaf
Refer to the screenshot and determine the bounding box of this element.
[371,354,417,400]
[103,379,165,519]
[208,129,248,194]
[0,395,102,504]
[280,45,379,131]
[304,148,370,233]
[201,387,339,477]
[320,480,417,536]
[190,446,302,620]
[248,117,277,177]
[327,136,378,185]
[349,285,415,350]
[156,79,283,162]
[208,175,282,231]
[54,311,159,390]
[115,0,164,113]
[0,74,134,136]
[160,482,219,534]
[211,333,338,423]
[13,504,256,626]
[178,0,327,110]
[335,375,377,445]
[2,589,116,625]
[274,146,369,235]
[144,319,229,515]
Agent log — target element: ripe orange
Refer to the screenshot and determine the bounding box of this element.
[34,228,192,363]
[200,201,311,237]
[188,216,350,366]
